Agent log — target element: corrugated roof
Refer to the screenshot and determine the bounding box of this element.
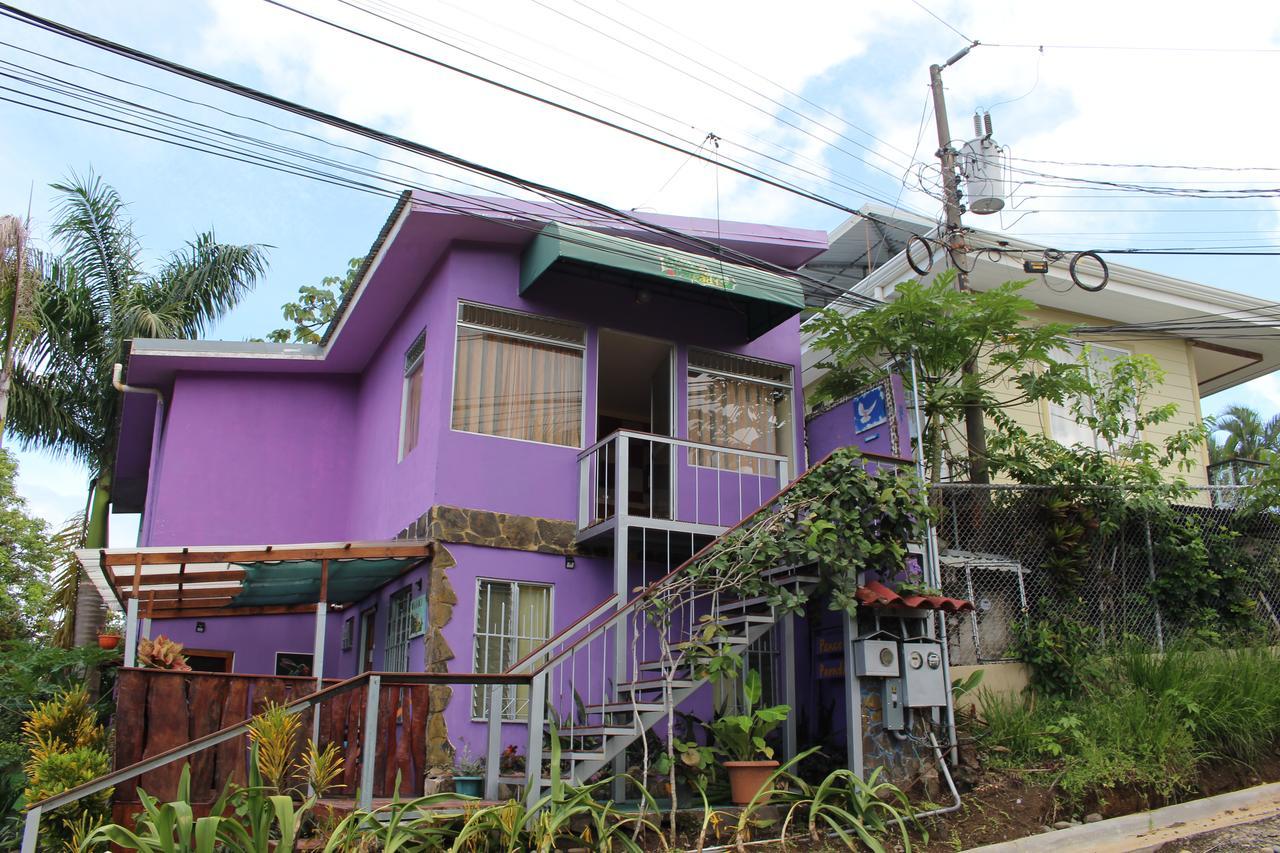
[856,579,974,613]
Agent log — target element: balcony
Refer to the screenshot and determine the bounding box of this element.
[576,430,791,543]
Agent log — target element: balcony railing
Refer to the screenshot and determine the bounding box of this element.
[577,429,790,535]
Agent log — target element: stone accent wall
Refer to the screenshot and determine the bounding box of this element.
[398,505,577,555]
[421,543,458,786]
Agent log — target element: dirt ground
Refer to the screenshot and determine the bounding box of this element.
[915,750,1280,851]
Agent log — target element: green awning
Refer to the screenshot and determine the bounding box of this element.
[520,223,805,339]
[229,558,419,608]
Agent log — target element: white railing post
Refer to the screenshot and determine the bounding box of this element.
[20,805,40,853]
[358,675,381,810]
[524,673,546,808]
[778,458,790,489]
[123,597,140,668]
[485,683,502,800]
[578,455,590,530]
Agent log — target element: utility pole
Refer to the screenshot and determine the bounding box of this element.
[928,43,991,484]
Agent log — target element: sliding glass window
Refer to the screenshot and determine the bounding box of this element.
[687,350,793,474]
[451,303,585,447]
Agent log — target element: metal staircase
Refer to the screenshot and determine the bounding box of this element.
[506,558,820,796]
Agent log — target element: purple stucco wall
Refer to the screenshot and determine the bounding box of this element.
[805,374,914,466]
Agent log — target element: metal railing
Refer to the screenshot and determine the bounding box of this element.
[20,670,531,853]
[577,430,790,534]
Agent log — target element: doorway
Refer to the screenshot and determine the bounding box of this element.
[596,330,674,519]
[359,607,377,673]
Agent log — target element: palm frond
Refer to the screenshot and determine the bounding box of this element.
[51,511,88,649]
[6,360,101,467]
[49,170,139,314]
[145,233,269,339]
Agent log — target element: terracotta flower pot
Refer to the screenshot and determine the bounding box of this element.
[724,759,779,805]
[97,634,121,651]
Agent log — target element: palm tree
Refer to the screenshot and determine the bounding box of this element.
[8,171,268,645]
[1212,404,1280,462]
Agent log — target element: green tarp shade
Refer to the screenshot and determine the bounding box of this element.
[519,222,806,340]
[228,558,419,607]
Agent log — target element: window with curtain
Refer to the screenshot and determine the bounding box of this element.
[472,579,553,719]
[384,588,413,672]
[452,303,584,447]
[399,330,426,460]
[1048,342,1138,453]
[687,350,793,474]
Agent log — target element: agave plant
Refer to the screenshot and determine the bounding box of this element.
[136,635,191,671]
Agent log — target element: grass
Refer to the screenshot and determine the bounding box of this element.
[973,642,1280,805]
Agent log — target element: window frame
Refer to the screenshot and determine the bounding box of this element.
[398,329,427,462]
[686,348,796,473]
[384,587,414,672]
[471,577,555,721]
[1047,340,1139,453]
[449,301,587,449]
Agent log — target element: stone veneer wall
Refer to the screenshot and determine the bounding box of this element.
[394,505,578,787]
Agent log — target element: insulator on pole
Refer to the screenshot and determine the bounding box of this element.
[983,111,993,137]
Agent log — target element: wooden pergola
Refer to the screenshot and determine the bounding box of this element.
[79,541,433,700]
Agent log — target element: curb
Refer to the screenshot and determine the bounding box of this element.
[965,780,1280,852]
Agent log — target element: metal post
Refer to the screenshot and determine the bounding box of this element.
[311,560,329,747]
[524,673,546,808]
[611,437,630,797]
[841,608,862,779]
[1143,516,1166,652]
[123,597,140,668]
[19,805,40,853]
[782,613,798,759]
[485,684,503,800]
[358,675,381,810]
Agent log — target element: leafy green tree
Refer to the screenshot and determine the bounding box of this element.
[266,257,361,343]
[7,171,268,645]
[1211,404,1280,462]
[805,270,1088,483]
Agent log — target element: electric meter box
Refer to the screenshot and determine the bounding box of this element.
[853,639,899,677]
[900,641,948,708]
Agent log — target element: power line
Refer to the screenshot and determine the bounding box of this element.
[909,0,974,45]
[986,41,1280,54]
[333,0,903,208]
[0,14,889,311]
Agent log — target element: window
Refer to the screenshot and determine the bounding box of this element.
[1048,342,1137,452]
[399,330,426,460]
[384,588,413,672]
[687,350,793,474]
[452,303,584,447]
[472,580,553,719]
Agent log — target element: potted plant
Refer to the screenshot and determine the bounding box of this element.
[97,632,121,650]
[453,742,484,798]
[706,670,790,805]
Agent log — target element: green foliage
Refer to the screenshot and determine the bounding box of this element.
[673,447,930,623]
[247,702,301,792]
[1010,612,1100,698]
[805,271,1088,481]
[266,257,361,343]
[778,765,920,853]
[1148,512,1256,641]
[84,748,313,853]
[1209,404,1280,462]
[0,449,56,642]
[705,670,790,762]
[21,688,111,849]
[975,643,1280,806]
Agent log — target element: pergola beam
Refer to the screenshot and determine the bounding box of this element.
[101,542,430,568]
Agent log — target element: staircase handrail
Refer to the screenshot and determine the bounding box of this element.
[577,428,791,465]
[519,448,913,679]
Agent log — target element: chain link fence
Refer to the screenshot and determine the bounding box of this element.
[930,484,1280,665]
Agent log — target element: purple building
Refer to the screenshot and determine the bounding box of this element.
[82,191,834,787]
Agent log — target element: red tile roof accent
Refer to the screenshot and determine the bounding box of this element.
[856,580,974,613]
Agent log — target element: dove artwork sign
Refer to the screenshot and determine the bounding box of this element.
[852,384,888,434]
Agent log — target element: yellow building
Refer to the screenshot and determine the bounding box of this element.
[801,207,1280,486]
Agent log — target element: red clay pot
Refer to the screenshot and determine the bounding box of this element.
[97,634,121,650]
[724,760,779,805]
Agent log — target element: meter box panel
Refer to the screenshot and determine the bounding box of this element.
[900,641,947,707]
[853,639,899,677]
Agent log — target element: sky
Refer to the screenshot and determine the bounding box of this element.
[2,0,1279,540]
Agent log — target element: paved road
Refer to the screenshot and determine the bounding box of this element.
[1163,813,1280,852]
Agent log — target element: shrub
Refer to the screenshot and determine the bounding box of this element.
[20,688,111,848]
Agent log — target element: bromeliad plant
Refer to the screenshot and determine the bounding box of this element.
[136,636,191,672]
